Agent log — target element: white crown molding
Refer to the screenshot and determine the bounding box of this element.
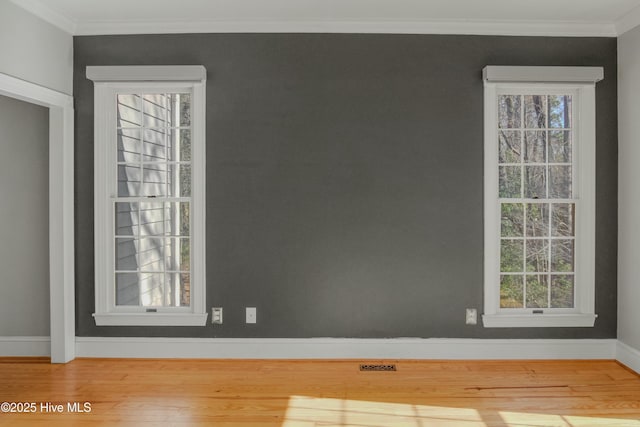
[10,0,76,34]
[73,19,617,37]
[615,3,640,35]
[11,0,634,37]
[0,337,50,357]
[75,337,618,360]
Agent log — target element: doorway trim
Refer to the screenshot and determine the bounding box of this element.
[0,72,75,363]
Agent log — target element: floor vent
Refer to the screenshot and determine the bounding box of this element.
[359,364,397,371]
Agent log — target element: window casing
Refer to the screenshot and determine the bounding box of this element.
[482,66,602,328]
[88,66,207,326]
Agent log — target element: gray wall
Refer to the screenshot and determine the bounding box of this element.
[0,1,73,95]
[74,34,617,338]
[0,94,50,336]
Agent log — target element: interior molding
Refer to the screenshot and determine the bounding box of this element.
[10,0,632,37]
[616,340,640,374]
[72,19,617,37]
[483,65,604,84]
[6,337,637,374]
[10,0,76,34]
[86,65,207,82]
[0,337,50,357]
[0,72,75,364]
[615,3,640,35]
[75,337,618,360]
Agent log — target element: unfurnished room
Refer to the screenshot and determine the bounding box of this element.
[1,0,640,425]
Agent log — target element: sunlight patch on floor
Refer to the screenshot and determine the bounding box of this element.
[282,395,640,427]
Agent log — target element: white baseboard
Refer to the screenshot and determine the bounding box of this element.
[616,340,640,374]
[5,337,637,375]
[75,337,617,360]
[0,336,50,357]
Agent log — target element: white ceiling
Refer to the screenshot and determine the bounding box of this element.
[11,0,640,36]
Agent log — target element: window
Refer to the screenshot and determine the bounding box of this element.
[88,66,207,326]
[482,66,602,327]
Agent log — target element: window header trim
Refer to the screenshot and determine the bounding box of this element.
[483,66,603,84]
[87,65,206,83]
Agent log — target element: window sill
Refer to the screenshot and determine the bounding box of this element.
[93,312,208,326]
[482,313,597,328]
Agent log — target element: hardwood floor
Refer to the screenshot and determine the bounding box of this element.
[0,358,639,426]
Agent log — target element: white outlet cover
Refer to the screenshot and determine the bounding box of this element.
[466,308,477,325]
[246,307,257,324]
[212,307,223,324]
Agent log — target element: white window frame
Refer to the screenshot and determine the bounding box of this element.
[482,66,603,328]
[88,65,207,326]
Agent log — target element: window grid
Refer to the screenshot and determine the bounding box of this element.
[498,93,575,310]
[114,92,192,308]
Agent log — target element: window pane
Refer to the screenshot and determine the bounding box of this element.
[143,94,170,128]
[142,163,168,197]
[139,202,165,235]
[551,239,574,272]
[526,203,549,237]
[116,238,190,271]
[117,129,141,163]
[501,240,523,272]
[551,275,574,308]
[551,203,575,237]
[166,163,191,197]
[549,166,572,198]
[181,238,190,271]
[116,238,138,270]
[499,166,521,198]
[115,202,138,236]
[138,238,166,272]
[526,275,549,308]
[500,275,523,308]
[181,164,191,197]
[524,166,546,199]
[524,95,546,129]
[498,131,520,164]
[117,94,141,128]
[549,130,571,163]
[498,95,521,129]
[139,272,165,307]
[162,237,187,270]
[180,202,190,236]
[548,95,572,128]
[116,273,191,307]
[526,239,548,272]
[165,273,190,307]
[524,131,546,163]
[118,164,141,197]
[501,203,524,237]
[166,129,192,162]
[179,129,191,161]
[142,129,167,161]
[176,93,191,127]
[116,273,139,306]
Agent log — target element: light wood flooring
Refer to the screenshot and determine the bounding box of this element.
[0,358,639,426]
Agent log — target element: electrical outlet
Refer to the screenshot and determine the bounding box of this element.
[212,307,223,324]
[246,307,256,324]
[466,308,477,325]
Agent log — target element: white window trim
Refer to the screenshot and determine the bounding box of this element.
[88,66,207,326]
[482,66,602,328]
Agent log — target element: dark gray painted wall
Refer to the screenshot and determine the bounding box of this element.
[73,34,617,338]
[0,94,50,336]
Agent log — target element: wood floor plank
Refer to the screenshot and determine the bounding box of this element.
[0,358,639,426]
